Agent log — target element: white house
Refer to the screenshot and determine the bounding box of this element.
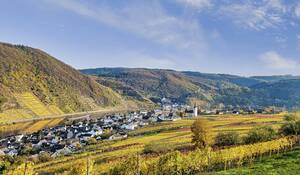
[121,123,137,130]
[15,134,24,142]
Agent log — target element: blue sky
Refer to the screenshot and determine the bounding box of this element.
[1,0,300,76]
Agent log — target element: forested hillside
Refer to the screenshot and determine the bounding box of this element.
[81,68,300,109]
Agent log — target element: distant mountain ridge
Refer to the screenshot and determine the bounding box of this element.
[1,40,300,123]
[81,67,300,109]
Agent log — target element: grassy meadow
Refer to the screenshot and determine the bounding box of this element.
[217,146,300,175]
[31,113,287,174]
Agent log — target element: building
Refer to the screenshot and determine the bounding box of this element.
[194,105,198,117]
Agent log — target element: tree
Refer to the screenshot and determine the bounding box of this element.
[215,132,240,147]
[243,126,276,144]
[191,119,213,149]
[279,114,300,136]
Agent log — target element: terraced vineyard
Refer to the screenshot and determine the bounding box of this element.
[15,92,64,116]
[33,114,285,174]
[0,93,64,124]
[0,109,32,124]
[0,118,64,137]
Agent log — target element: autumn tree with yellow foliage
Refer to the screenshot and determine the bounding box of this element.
[191,119,214,149]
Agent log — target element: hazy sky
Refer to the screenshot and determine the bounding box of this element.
[1,0,300,76]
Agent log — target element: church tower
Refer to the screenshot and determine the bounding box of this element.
[194,105,198,117]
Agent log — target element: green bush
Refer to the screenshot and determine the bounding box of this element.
[243,126,277,144]
[283,114,298,121]
[87,137,97,145]
[143,142,176,154]
[215,132,240,147]
[38,152,52,163]
[279,115,300,136]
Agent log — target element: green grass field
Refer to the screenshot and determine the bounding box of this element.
[217,147,300,175]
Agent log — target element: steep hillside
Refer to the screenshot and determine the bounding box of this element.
[81,68,300,109]
[182,71,263,87]
[82,68,207,103]
[0,43,123,119]
[244,79,300,107]
[81,68,249,107]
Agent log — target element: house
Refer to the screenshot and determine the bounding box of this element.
[139,121,148,126]
[1,104,186,157]
[140,111,148,115]
[67,130,74,139]
[7,149,18,156]
[121,123,137,130]
[232,110,239,115]
[109,134,127,140]
[185,109,194,118]
[52,147,72,157]
[15,134,24,142]
[154,109,163,115]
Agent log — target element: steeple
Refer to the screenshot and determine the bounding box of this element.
[194,104,198,117]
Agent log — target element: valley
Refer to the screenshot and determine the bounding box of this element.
[1,42,300,175]
[3,1,300,174]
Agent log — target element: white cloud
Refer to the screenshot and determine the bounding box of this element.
[44,0,206,53]
[220,0,286,31]
[259,51,297,70]
[176,0,212,9]
[295,2,300,17]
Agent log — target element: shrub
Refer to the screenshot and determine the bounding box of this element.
[110,154,141,175]
[143,142,176,154]
[157,151,184,175]
[215,132,240,147]
[87,137,97,145]
[20,145,33,155]
[283,114,297,121]
[38,152,52,163]
[243,126,277,144]
[191,119,213,149]
[279,120,300,136]
[68,158,94,175]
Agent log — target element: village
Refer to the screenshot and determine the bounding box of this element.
[0,103,190,158]
[0,98,283,158]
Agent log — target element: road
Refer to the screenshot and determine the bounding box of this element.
[0,107,135,126]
